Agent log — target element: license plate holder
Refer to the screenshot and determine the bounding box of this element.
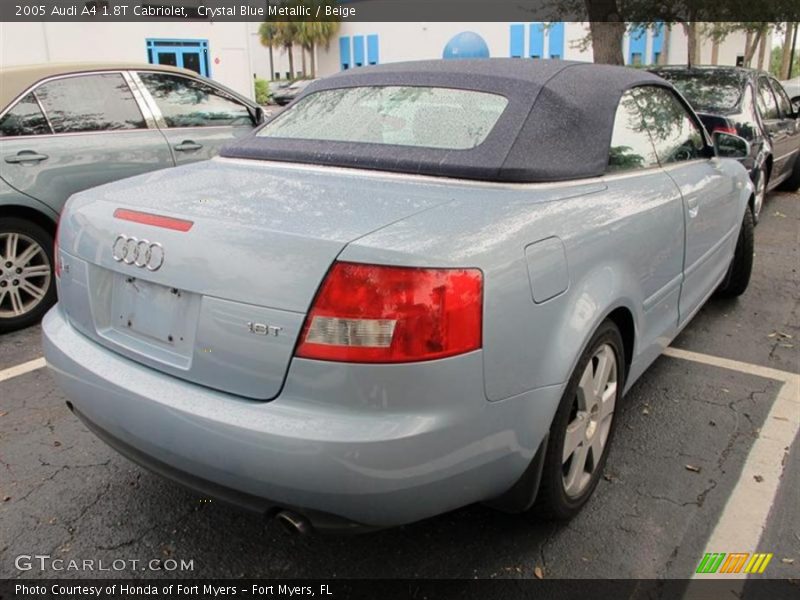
[111,275,190,345]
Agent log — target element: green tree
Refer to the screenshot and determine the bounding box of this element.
[771,45,800,78]
[296,18,341,78]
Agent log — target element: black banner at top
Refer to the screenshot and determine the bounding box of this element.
[2,0,800,23]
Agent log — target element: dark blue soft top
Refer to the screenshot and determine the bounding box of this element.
[221,59,673,183]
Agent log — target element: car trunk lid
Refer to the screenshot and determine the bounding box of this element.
[56,158,453,400]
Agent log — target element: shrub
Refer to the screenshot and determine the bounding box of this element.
[254,79,271,105]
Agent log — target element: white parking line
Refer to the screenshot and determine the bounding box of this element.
[663,347,797,384]
[662,348,799,587]
[0,357,47,384]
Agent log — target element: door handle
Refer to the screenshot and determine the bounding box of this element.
[4,151,49,164]
[686,196,699,219]
[174,141,203,152]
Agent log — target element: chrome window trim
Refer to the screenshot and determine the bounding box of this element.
[128,71,168,129]
[122,70,158,129]
[0,70,153,139]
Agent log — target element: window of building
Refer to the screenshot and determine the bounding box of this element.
[630,52,643,66]
[146,39,209,77]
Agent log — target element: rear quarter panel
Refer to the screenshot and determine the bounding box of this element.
[341,171,690,402]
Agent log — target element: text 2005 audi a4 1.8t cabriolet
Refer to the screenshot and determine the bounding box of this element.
[43,60,755,532]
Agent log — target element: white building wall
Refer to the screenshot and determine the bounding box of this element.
[313,22,774,77]
[0,21,257,99]
[0,21,777,96]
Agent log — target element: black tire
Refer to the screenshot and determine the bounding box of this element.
[716,208,754,298]
[533,320,626,520]
[0,217,56,333]
[777,154,800,192]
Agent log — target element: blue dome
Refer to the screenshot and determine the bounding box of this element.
[442,32,490,60]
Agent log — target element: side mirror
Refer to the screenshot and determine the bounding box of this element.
[712,131,750,159]
[253,106,266,125]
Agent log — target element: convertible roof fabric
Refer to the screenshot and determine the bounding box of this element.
[221,59,673,183]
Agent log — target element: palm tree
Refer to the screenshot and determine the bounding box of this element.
[260,21,300,79]
[277,22,301,79]
[258,22,277,80]
[260,2,340,80]
[296,18,341,78]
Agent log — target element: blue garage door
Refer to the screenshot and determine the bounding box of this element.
[367,34,380,65]
[548,23,564,59]
[628,26,647,65]
[353,35,365,67]
[529,23,545,58]
[510,24,525,58]
[651,23,664,64]
[339,36,351,70]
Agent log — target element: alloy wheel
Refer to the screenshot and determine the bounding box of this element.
[0,232,52,319]
[561,343,618,498]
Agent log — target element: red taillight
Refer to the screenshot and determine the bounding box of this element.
[713,126,738,135]
[53,219,62,279]
[296,262,483,363]
[113,208,193,232]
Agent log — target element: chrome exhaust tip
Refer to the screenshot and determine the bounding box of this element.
[275,510,312,535]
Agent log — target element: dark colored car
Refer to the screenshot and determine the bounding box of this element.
[272,79,316,106]
[651,66,800,222]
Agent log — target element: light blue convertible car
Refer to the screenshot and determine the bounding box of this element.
[43,60,754,532]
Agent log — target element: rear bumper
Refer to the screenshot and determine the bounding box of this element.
[43,305,563,528]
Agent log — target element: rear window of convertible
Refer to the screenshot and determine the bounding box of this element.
[258,86,509,150]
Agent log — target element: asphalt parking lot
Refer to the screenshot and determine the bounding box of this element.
[1,192,798,581]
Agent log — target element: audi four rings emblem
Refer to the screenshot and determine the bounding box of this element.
[112,235,165,271]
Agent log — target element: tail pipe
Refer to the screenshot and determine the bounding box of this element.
[274,510,312,535]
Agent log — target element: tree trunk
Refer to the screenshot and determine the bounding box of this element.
[268,45,274,80]
[287,44,294,78]
[711,37,719,65]
[744,31,759,67]
[309,43,317,78]
[780,23,795,79]
[301,46,307,77]
[658,24,671,65]
[683,22,700,67]
[584,0,624,65]
[757,27,768,70]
